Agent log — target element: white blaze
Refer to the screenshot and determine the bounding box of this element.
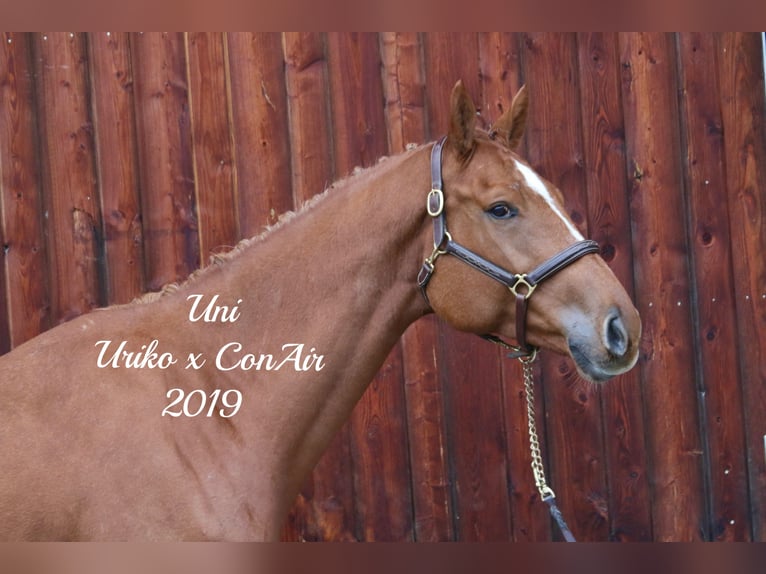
[514,159,584,241]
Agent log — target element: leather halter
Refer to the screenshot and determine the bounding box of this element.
[417,137,600,358]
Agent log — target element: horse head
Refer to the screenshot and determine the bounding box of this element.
[421,80,641,383]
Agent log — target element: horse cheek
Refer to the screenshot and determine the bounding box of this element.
[428,269,505,334]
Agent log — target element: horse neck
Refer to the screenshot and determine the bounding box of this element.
[167,145,433,511]
[223,147,432,347]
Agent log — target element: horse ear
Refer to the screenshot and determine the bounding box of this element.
[448,80,477,160]
[491,84,528,150]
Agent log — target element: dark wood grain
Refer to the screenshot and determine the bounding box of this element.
[32,32,101,323]
[380,32,427,153]
[130,32,198,291]
[0,194,7,355]
[88,32,145,305]
[576,32,652,541]
[283,33,334,206]
[677,31,752,541]
[226,33,293,238]
[326,33,388,176]
[186,33,238,261]
[0,32,49,348]
[717,32,766,542]
[619,32,705,541]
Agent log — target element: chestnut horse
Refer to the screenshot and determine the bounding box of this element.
[0,81,640,540]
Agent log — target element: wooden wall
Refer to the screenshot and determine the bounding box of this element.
[0,32,764,541]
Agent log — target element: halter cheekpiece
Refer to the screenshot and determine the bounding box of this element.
[417,136,600,359]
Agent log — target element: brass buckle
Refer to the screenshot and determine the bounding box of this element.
[427,188,444,217]
[509,274,537,299]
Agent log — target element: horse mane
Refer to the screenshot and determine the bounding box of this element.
[131,189,329,305]
[131,149,418,306]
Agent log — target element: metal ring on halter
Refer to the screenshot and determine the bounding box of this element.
[516,346,538,363]
[426,230,452,265]
[509,274,537,299]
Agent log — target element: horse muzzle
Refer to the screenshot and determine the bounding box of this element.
[566,306,641,383]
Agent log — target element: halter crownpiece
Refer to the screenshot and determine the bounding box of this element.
[417,136,601,358]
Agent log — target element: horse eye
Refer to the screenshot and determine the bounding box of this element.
[487,202,518,220]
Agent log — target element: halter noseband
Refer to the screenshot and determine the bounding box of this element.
[417,137,600,359]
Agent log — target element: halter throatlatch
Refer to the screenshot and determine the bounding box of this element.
[417,137,600,358]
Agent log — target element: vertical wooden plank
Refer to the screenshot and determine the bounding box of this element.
[131,32,198,292]
[522,32,611,542]
[479,32,523,119]
[478,31,551,542]
[424,32,513,541]
[619,32,706,541]
[677,32,752,541]
[326,32,414,541]
[576,32,652,541]
[226,33,292,238]
[283,32,334,206]
[717,32,766,542]
[423,33,483,133]
[0,37,11,354]
[380,32,427,152]
[186,32,238,260]
[0,32,49,348]
[281,32,356,541]
[326,33,388,174]
[88,32,145,305]
[347,356,413,541]
[382,32,454,542]
[32,32,102,323]
[0,188,8,355]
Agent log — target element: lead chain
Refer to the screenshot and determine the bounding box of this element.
[522,357,555,500]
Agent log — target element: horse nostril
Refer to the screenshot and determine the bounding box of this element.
[604,312,629,358]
